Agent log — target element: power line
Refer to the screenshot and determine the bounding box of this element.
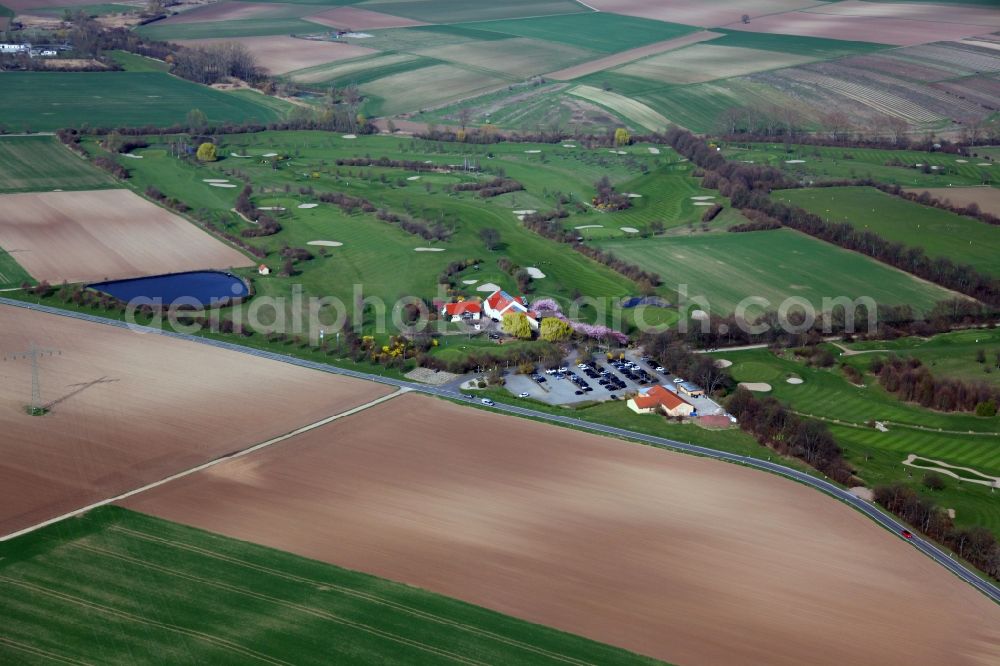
[3,342,61,414]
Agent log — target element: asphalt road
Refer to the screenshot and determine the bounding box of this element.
[3,296,998,604]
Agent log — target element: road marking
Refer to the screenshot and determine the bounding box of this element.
[0,388,408,542]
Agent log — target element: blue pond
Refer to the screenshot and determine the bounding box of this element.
[90,271,248,307]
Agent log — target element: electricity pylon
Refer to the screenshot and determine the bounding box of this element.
[3,342,61,414]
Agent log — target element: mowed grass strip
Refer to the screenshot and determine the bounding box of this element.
[465,13,697,54]
[0,72,288,130]
[0,507,661,666]
[0,135,114,193]
[594,228,958,314]
[137,16,325,40]
[568,85,669,131]
[0,246,34,288]
[775,186,1000,276]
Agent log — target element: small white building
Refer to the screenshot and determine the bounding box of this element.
[483,289,539,330]
[0,44,30,53]
[258,264,271,276]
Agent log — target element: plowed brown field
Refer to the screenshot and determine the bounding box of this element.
[305,6,427,30]
[0,304,392,536]
[174,36,376,74]
[904,186,1000,217]
[124,392,1000,666]
[0,189,253,283]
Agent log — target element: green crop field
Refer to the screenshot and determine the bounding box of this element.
[722,143,997,188]
[0,507,659,665]
[0,72,290,131]
[0,247,34,288]
[360,64,510,116]
[108,49,170,72]
[775,186,1000,276]
[594,228,957,314]
[466,14,697,54]
[360,0,589,23]
[137,17,325,40]
[412,38,596,79]
[289,54,434,87]
[709,30,887,59]
[0,135,114,193]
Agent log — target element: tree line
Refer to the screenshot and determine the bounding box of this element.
[872,355,999,414]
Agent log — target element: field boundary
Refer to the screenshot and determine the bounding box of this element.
[0,385,408,542]
[546,30,723,80]
[0,296,997,604]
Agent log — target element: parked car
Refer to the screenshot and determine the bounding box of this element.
[518,392,530,398]
[481,398,495,406]
[673,377,685,383]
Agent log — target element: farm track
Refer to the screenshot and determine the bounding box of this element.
[1,296,998,605]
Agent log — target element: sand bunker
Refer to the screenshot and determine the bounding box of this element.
[785,159,806,164]
[694,202,715,206]
[406,175,420,181]
[476,282,501,292]
[648,147,660,154]
[621,227,640,233]
[261,152,278,157]
[462,279,478,285]
[342,134,357,139]
[715,359,732,368]
[230,153,251,158]
[513,209,537,215]
[297,203,318,209]
[524,149,542,154]
[258,206,285,211]
[956,159,968,163]
[625,193,642,198]
[979,163,992,167]
[121,153,143,159]
[202,178,230,183]
[575,224,603,229]
[307,240,343,247]
[902,454,1000,488]
[691,195,715,200]
[525,267,546,279]
[787,377,804,385]
[610,150,628,155]
[414,247,444,252]
[562,144,577,148]
[209,183,237,188]
[691,309,709,320]
[739,382,772,392]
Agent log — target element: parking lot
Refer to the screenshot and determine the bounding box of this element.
[504,354,726,416]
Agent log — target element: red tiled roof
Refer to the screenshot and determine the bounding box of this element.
[640,385,693,410]
[444,301,481,315]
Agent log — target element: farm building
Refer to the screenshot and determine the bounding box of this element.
[627,385,695,417]
[442,300,482,322]
[484,289,539,329]
[678,382,705,398]
[258,264,271,275]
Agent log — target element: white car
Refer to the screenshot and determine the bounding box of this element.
[518,392,530,398]
[656,366,666,373]
[481,398,495,406]
[673,377,685,384]
[558,366,569,372]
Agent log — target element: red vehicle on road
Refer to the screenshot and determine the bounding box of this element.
[901,530,913,539]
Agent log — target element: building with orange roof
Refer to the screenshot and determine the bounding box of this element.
[627,385,695,417]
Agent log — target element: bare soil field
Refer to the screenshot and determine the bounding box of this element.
[0,304,392,537]
[156,1,302,24]
[805,1,1000,29]
[582,0,826,28]
[0,189,253,284]
[124,392,1000,666]
[616,44,816,84]
[904,187,1000,217]
[547,30,722,80]
[725,13,988,46]
[305,6,427,30]
[174,36,376,74]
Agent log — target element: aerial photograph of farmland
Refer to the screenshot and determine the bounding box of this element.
[1,1,1000,664]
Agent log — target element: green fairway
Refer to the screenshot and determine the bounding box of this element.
[360,0,589,23]
[0,72,290,131]
[593,228,957,315]
[0,507,661,665]
[775,186,1000,276]
[0,135,114,193]
[716,347,1000,537]
[464,14,697,54]
[841,328,1000,386]
[722,142,997,188]
[0,247,34,288]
